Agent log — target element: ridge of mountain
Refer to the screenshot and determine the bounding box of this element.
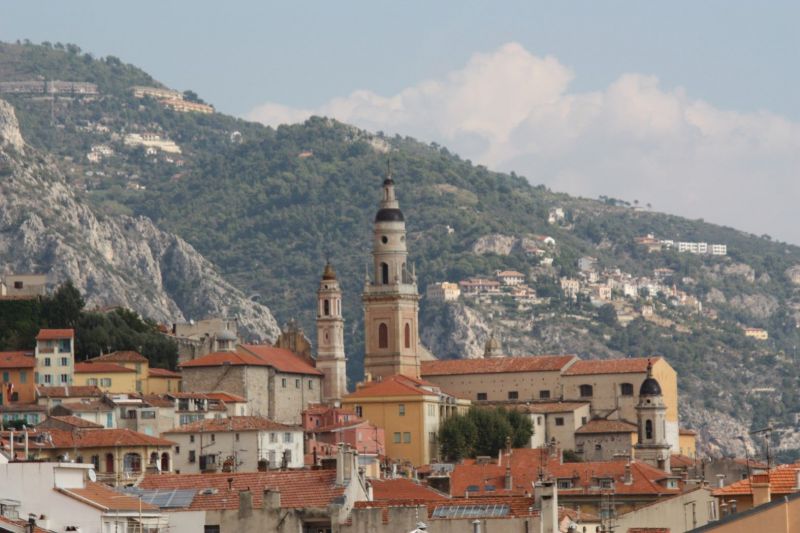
[3,42,800,458]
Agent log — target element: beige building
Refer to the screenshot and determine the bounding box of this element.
[1,274,46,296]
[34,329,75,386]
[744,327,769,340]
[575,418,637,461]
[169,317,239,363]
[316,263,348,404]
[425,282,461,302]
[521,401,591,450]
[180,344,322,424]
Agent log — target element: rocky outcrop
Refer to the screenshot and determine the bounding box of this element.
[471,234,518,256]
[0,100,279,340]
[786,264,800,285]
[728,293,778,319]
[421,301,490,359]
[680,405,754,458]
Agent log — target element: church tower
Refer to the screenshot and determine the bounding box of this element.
[634,360,671,472]
[362,171,421,381]
[316,261,347,404]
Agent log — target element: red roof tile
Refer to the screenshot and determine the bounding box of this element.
[240,344,323,375]
[43,415,104,429]
[148,367,181,378]
[90,351,148,363]
[75,362,136,373]
[421,355,577,376]
[0,351,35,368]
[36,329,74,340]
[59,482,158,511]
[204,391,247,403]
[576,419,638,434]
[713,464,800,496]
[138,470,345,510]
[344,375,444,399]
[36,385,103,398]
[179,349,266,368]
[0,513,53,533]
[43,428,175,448]
[164,416,299,434]
[370,478,448,501]
[562,357,662,376]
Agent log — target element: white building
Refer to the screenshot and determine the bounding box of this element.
[710,244,728,255]
[34,329,75,386]
[495,270,526,286]
[123,133,181,154]
[578,256,598,272]
[163,416,304,473]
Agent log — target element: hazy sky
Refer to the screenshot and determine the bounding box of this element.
[3,2,799,243]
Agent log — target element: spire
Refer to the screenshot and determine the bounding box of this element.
[322,261,337,281]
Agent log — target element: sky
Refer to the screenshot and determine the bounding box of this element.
[3,1,800,243]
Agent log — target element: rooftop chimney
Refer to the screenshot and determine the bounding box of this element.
[238,489,253,519]
[624,463,633,485]
[751,473,771,507]
[262,488,281,510]
[504,463,512,491]
[795,469,800,491]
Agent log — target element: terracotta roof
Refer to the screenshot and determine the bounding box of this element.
[204,391,247,403]
[576,419,638,434]
[344,374,445,399]
[370,478,448,501]
[148,367,181,378]
[240,344,323,375]
[421,355,577,376]
[179,349,265,368]
[59,482,158,511]
[90,351,148,363]
[0,351,35,368]
[75,362,136,373]
[669,454,696,469]
[140,394,174,407]
[44,415,104,429]
[713,464,800,496]
[562,357,663,376]
[0,513,54,533]
[44,428,175,448]
[138,470,345,510]
[36,385,103,398]
[36,329,74,340]
[164,416,299,434]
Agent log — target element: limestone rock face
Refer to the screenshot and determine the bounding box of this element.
[0,99,279,341]
[471,234,518,256]
[786,264,800,285]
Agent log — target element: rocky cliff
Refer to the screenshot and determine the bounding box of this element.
[0,99,279,340]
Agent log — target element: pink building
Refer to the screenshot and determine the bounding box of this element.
[303,405,385,458]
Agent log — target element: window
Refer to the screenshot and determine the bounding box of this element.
[204,526,220,533]
[595,444,602,451]
[393,432,401,443]
[579,384,593,398]
[123,453,142,472]
[281,378,287,388]
[620,383,634,396]
[19,371,26,384]
[100,378,111,387]
[189,435,195,443]
[13,281,22,289]
[581,416,588,426]
[323,299,330,316]
[539,390,551,399]
[378,323,388,349]
[175,446,180,455]
[295,378,300,388]
[44,374,52,384]
[477,392,487,401]
[106,413,113,428]
[555,417,565,426]
[355,406,363,417]
[645,419,653,440]
[44,358,51,367]
[140,411,156,419]
[283,432,293,443]
[284,450,292,464]
[381,262,389,284]
[403,432,411,443]
[60,374,69,384]
[211,434,215,443]
[557,479,572,489]
[235,433,240,442]
[87,378,98,386]
[1,372,7,383]
[308,380,313,390]
[428,404,436,416]
[188,450,196,463]
[404,323,411,349]
[600,478,613,489]
[270,433,277,443]
[59,340,70,352]
[398,404,405,416]
[508,391,519,400]
[60,357,68,366]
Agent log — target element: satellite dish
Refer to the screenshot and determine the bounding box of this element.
[88,469,97,482]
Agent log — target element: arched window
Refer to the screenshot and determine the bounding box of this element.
[323,299,330,316]
[404,323,411,348]
[579,384,593,398]
[161,452,170,472]
[381,263,389,284]
[378,323,388,349]
[124,452,142,473]
[620,383,634,396]
[645,419,653,440]
[105,453,114,473]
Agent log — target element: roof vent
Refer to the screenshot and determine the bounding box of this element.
[200,488,218,495]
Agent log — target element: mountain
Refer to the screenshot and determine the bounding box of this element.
[3,41,800,458]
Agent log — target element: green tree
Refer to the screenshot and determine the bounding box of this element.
[597,304,618,327]
[42,280,85,328]
[439,414,478,461]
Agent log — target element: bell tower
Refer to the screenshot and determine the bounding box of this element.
[316,261,347,404]
[634,360,671,472]
[362,170,420,380]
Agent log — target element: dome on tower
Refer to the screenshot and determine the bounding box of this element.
[639,360,662,396]
[484,332,501,357]
[322,261,337,281]
[375,208,404,222]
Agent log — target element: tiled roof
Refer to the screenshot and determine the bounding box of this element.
[148,367,181,378]
[179,349,266,368]
[139,394,174,407]
[44,428,175,449]
[344,375,443,399]
[421,355,577,376]
[75,362,135,373]
[204,391,247,403]
[370,478,448,501]
[44,415,104,429]
[576,419,638,434]
[90,351,148,363]
[164,416,300,434]
[59,482,158,511]
[713,464,800,496]
[36,329,74,340]
[240,344,323,375]
[138,470,345,510]
[0,513,54,533]
[0,351,35,368]
[36,385,103,398]
[562,357,662,376]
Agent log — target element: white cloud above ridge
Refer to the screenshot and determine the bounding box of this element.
[247,42,800,244]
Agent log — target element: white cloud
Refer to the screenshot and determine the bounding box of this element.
[247,42,800,244]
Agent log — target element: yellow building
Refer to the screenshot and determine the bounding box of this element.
[341,374,469,467]
[679,428,697,458]
[146,367,182,394]
[744,327,769,340]
[84,351,180,394]
[74,362,137,393]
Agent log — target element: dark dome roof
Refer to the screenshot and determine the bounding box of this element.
[639,376,662,396]
[322,262,337,281]
[375,208,404,222]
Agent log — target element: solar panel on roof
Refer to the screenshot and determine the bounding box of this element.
[122,488,197,508]
[432,504,510,519]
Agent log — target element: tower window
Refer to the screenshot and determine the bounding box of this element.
[645,419,653,440]
[323,299,330,316]
[381,236,388,244]
[620,383,634,396]
[378,323,389,349]
[381,262,389,284]
[404,323,411,349]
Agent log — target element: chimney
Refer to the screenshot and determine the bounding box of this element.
[262,488,281,510]
[717,474,726,489]
[238,489,253,518]
[624,463,633,485]
[336,444,345,485]
[9,430,14,459]
[751,473,771,507]
[504,463,512,491]
[794,469,800,490]
[536,480,559,533]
